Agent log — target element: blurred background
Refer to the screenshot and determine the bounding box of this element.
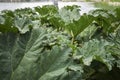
[0,0,119,2]
[0,0,119,14]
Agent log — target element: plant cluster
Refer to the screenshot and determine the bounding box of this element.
[0,5,120,80]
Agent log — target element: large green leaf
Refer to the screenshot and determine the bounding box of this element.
[59,5,80,24]
[0,30,33,80]
[14,16,32,34]
[75,39,114,70]
[0,27,83,80]
[66,14,94,37]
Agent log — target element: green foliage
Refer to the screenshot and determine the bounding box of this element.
[0,5,120,80]
[65,14,93,37]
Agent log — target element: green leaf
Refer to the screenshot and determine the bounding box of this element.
[66,14,94,37]
[14,16,32,34]
[89,9,118,35]
[0,27,83,80]
[0,15,18,33]
[76,39,114,70]
[59,5,80,23]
